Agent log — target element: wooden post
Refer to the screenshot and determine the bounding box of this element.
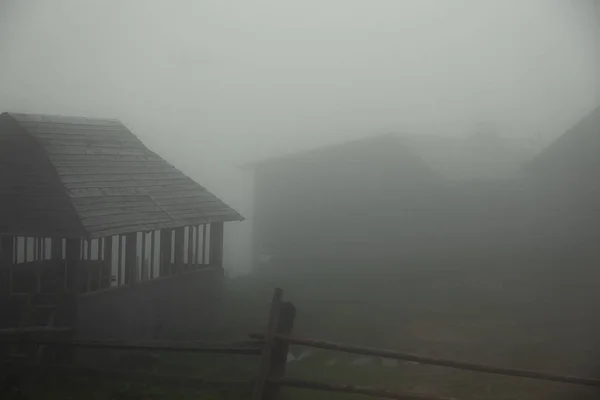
[173,227,185,274]
[125,232,137,285]
[187,226,194,269]
[23,237,29,263]
[1,236,14,295]
[159,229,173,277]
[103,237,113,288]
[264,301,297,400]
[64,239,81,294]
[209,222,224,267]
[150,230,156,279]
[51,238,62,261]
[140,232,147,281]
[253,288,283,400]
[117,235,124,285]
[201,224,208,264]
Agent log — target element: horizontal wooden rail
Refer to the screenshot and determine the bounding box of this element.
[0,327,72,336]
[0,339,262,355]
[4,362,253,391]
[250,333,600,388]
[275,378,456,400]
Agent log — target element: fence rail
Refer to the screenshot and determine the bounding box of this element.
[0,339,262,355]
[3,288,600,400]
[250,332,600,389]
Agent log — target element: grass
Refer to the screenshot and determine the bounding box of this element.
[18,259,600,399]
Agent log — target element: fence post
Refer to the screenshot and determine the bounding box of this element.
[264,300,296,400]
[252,288,283,400]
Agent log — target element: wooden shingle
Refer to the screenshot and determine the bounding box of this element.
[0,112,243,238]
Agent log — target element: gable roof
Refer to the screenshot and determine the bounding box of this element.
[0,112,243,239]
[526,105,600,179]
[241,134,442,181]
[242,133,532,180]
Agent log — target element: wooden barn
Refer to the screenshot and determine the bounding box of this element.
[0,112,243,354]
[244,134,536,268]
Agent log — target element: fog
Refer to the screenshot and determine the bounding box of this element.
[0,0,597,275]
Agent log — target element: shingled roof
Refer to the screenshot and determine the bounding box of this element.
[0,112,243,239]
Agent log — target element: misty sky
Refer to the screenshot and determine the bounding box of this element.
[0,0,598,271]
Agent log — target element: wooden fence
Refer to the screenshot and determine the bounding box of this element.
[3,288,600,399]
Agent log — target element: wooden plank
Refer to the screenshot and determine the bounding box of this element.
[55,165,177,175]
[190,226,196,266]
[63,179,190,189]
[78,205,163,219]
[159,229,172,277]
[160,210,240,221]
[194,225,204,264]
[32,131,137,141]
[0,327,73,336]
[209,222,224,268]
[74,201,156,212]
[125,233,137,285]
[88,222,180,240]
[249,334,600,388]
[264,301,297,400]
[37,139,139,149]
[0,339,262,354]
[140,232,146,281]
[48,154,162,163]
[68,188,149,198]
[71,195,151,206]
[80,212,172,227]
[202,224,208,264]
[149,230,156,279]
[117,235,123,286]
[43,145,148,156]
[23,237,29,263]
[0,236,14,295]
[86,244,92,292]
[65,239,81,293]
[51,238,62,261]
[150,192,215,201]
[97,238,104,290]
[157,204,228,213]
[51,160,165,168]
[173,227,185,274]
[104,236,113,288]
[252,288,283,400]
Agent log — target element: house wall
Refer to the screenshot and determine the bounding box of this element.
[252,152,537,266]
[74,266,225,363]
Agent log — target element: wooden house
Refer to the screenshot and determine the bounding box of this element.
[243,133,537,268]
[0,112,243,348]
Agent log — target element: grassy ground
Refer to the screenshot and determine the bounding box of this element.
[19,259,600,399]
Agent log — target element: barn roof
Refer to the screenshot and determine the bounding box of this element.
[526,105,600,179]
[0,112,243,239]
[241,133,532,180]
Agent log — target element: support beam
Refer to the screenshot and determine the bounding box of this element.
[125,233,137,285]
[65,239,81,294]
[209,222,224,268]
[51,238,62,260]
[159,229,173,277]
[173,227,185,274]
[103,237,113,288]
[1,236,14,295]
